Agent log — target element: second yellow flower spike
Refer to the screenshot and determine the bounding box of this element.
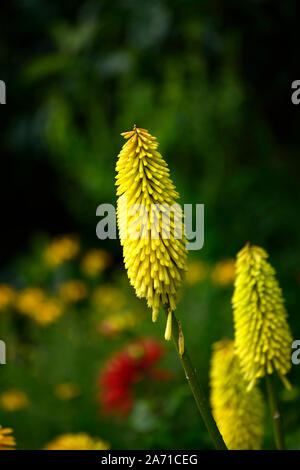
[232,243,292,390]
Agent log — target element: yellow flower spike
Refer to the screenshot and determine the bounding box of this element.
[232,243,293,390]
[0,390,30,412]
[116,126,187,335]
[44,433,109,450]
[16,288,63,326]
[210,339,265,450]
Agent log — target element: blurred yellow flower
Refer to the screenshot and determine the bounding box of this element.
[116,126,187,337]
[44,433,109,450]
[16,287,45,315]
[92,285,125,312]
[54,382,81,401]
[0,425,15,450]
[210,339,265,450]
[0,390,30,412]
[280,387,299,403]
[0,285,15,310]
[185,260,207,285]
[59,280,88,302]
[44,236,79,267]
[211,259,236,287]
[98,311,137,337]
[16,288,63,326]
[232,244,292,390]
[36,299,63,325]
[81,249,112,277]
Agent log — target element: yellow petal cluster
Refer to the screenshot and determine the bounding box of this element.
[0,285,15,310]
[0,425,16,450]
[210,339,265,450]
[44,433,109,450]
[232,243,292,390]
[115,126,187,335]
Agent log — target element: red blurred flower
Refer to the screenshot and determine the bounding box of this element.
[98,338,171,417]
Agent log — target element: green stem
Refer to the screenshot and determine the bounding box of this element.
[166,309,227,450]
[265,374,285,450]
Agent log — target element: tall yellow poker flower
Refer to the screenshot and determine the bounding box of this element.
[210,339,265,450]
[232,243,292,390]
[44,433,109,450]
[115,126,187,339]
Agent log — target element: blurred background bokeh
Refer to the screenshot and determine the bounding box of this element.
[0,0,299,449]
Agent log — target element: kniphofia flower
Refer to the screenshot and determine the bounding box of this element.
[99,338,169,417]
[0,390,29,412]
[0,425,16,450]
[232,243,292,390]
[115,126,187,339]
[210,339,265,450]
